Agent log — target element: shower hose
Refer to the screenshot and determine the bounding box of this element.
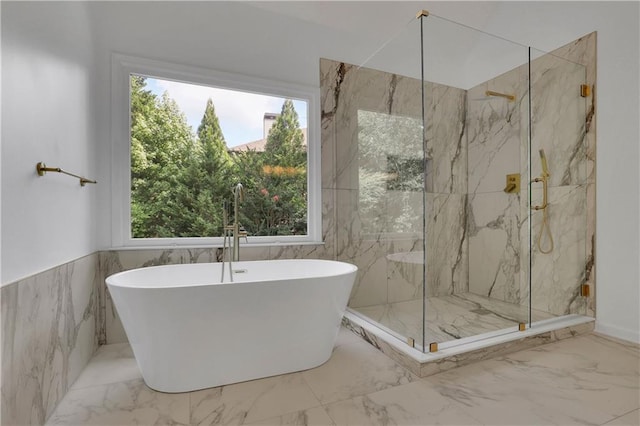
[537,207,554,254]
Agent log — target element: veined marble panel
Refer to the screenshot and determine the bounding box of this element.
[584,181,596,317]
[468,191,520,304]
[527,185,588,316]
[467,68,524,195]
[530,52,588,187]
[342,239,403,309]
[335,188,416,308]
[338,190,466,307]
[424,82,467,194]
[532,32,596,185]
[321,58,467,196]
[467,33,596,322]
[425,193,468,297]
[320,58,348,191]
[543,33,597,318]
[332,63,411,190]
[1,254,99,425]
[386,247,424,304]
[322,57,468,312]
[335,188,385,308]
[386,238,424,304]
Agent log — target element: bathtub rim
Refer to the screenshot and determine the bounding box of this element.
[105,258,358,289]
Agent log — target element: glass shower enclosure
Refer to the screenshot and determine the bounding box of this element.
[326,11,589,353]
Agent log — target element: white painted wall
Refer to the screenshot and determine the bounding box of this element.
[1,1,638,342]
[0,0,3,285]
[1,2,98,284]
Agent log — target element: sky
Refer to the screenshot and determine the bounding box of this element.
[144,77,308,148]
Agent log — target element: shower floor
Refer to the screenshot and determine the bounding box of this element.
[352,292,556,345]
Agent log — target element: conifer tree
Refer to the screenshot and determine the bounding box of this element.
[264,99,305,167]
[130,76,195,238]
[240,99,307,235]
[180,98,232,236]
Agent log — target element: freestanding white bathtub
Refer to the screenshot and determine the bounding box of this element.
[106,259,357,393]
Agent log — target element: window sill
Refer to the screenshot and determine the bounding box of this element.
[109,240,325,251]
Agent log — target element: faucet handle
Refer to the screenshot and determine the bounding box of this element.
[238,226,249,242]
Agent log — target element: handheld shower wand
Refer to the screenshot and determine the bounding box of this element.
[539,149,549,178]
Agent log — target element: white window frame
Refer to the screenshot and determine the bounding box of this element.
[111,54,321,248]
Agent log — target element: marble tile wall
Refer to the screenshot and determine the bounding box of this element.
[1,254,100,425]
[467,33,596,318]
[528,33,596,318]
[320,58,468,309]
[466,66,526,305]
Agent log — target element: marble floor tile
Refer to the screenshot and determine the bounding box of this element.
[245,406,335,426]
[603,409,640,425]
[45,330,639,426]
[45,378,190,425]
[354,292,556,344]
[189,372,320,425]
[425,357,619,425]
[71,343,141,390]
[455,292,556,323]
[333,326,365,349]
[323,380,480,425]
[301,339,417,405]
[500,334,640,417]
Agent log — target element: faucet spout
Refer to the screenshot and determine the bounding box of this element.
[232,183,246,262]
[221,183,250,282]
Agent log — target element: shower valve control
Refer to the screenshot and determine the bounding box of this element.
[503,173,520,194]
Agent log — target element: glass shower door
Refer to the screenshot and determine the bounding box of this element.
[333,18,428,348]
[527,47,589,321]
[332,11,592,354]
[420,13,532,350]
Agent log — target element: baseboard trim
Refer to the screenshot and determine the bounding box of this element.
[595,321,640,344]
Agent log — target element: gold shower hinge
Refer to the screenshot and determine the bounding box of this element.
[580,84,591,97]
[407,337,415,348]
[581,284,591,297]
[519,323,526,332]
[429,342,438,352]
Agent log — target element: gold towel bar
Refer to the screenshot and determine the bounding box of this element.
[36,162,97,187]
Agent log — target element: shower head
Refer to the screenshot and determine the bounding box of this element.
[469,90,516,102]
[485,90,515,102]
[539,149,550,177]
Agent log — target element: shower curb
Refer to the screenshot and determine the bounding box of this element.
[342,313,595,377]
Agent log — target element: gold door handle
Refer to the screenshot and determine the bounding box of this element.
[531,175,549,210]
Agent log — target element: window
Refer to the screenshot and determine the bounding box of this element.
[357,110,424,235]
[111,55,320,247]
